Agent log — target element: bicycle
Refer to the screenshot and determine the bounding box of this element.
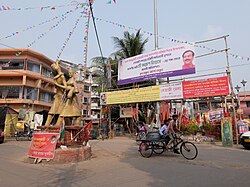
[138,132,198,160]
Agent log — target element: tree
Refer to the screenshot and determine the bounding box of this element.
[90,30,151,91]
[112,29,148,59]
[90,56,118,92]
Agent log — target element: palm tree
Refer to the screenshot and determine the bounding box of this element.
[112,29,148,59]
[90,30,150,91]
[90,56,118,92]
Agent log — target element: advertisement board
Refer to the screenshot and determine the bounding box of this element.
[160,82,183,100]
[103,76,229,105]
[28,133,59,159]
[208,108,224,121]
[120,107,133,118]
[183,76,229,98]
[118,44,195,85]
[106,85,160,104]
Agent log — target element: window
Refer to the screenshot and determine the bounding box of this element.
[24,87,38,100]
[246,101,250,108]
[85,74,90,80]
[42,66,52,78]
[0,59,24,70]
[0,86,22,99]
[83,97,88,104]
[27,60,40,73]
[82,110,89,117]
[39,91,54,103]
[84,85,90,92]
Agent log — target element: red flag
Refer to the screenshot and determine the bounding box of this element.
[88,120,93,130]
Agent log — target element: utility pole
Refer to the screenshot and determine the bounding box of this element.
[224,36,238,145]
[154,0,161,128]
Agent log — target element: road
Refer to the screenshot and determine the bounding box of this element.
[0,137,250,187]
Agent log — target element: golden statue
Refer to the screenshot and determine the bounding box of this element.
[45,61,67,127]
[60,70,81,126]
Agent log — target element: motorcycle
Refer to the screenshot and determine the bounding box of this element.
[15,122,33,141]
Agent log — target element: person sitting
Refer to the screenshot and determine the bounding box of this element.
[159,119,171,139]
[138,121,148,135]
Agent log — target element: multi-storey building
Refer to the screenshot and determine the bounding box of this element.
[0,48,101,130]
[238,91,250,119]
[0,48,55,112]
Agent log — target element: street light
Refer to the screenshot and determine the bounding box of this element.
[241,79,247,97]
[234,85,242,120]
[241,79,247,87]
[234,85,241,93]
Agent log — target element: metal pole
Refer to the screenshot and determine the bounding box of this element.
[154,0,159,49]
[154,0,161,128]
[224,36,238,145]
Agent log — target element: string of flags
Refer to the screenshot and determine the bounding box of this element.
[107,0,117,4]
[0,3,82,11]
[94,17,250,62]
[0,10,75,41]
[81,6,91,65]
[0,1,116,11]
[56,11,86,60]
[15,7,78,57]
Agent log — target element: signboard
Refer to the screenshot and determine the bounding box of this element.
[120,107,133,118]
[183,76,229,98]
[106,85,160,105]
[28,133,59,159]
[100,93,107,105]
[102,76,229,105]
[237,120,249,134]
[118,44,195,85]
[160,82,183,100]
[208,108,224,121]
[221,117,233,147]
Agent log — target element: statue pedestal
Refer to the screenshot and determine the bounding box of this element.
[37,126,88,147]
[27,126,92,164]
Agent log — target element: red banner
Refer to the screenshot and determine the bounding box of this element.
[183,76,230,98]
[28,133,59,159]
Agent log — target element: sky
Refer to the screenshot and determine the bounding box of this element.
[0,0,250,91]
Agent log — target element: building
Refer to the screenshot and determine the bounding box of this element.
[0,48,102,129]
[0,48,55,112]
[238,91,250,119]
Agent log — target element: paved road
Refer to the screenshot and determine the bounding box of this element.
[0,137,250,187]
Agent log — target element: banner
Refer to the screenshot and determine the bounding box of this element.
[103,76,229,105]
[106,85,160,104]
[28,133,59,159]
[120,107,132,118]
[237,120,249,134]
[160,82,183,100]
[208,108,224,121]
[183,76,229,98]
[221,117,233,147]
[118,44,195,85]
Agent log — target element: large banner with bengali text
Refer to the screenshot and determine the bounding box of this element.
[106,85,160,104]
[28,133,59,159]
[118,44,195,85]
[102,76,229,105]
[182,76,230,98]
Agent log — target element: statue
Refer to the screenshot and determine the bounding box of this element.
[45,61,67,127]
[60,70,81,125]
